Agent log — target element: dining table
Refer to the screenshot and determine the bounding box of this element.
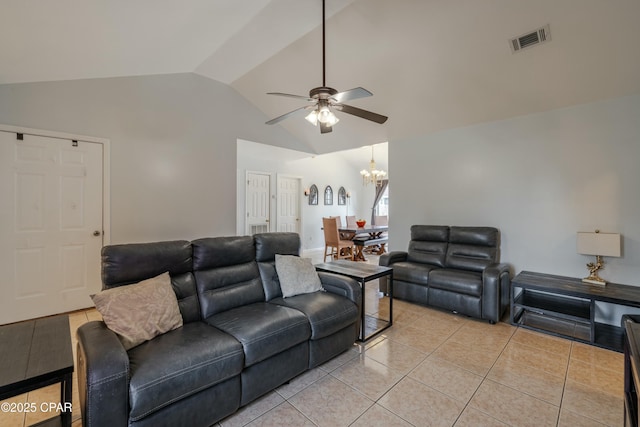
[338,225,388,261]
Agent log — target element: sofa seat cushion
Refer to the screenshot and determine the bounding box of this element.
[206,302,310,367]
[428,269,483,297]
[127,322,243,422]
[392,262,438,286]
[270,292,358,340]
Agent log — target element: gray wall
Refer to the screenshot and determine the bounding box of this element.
[390,94,640,285]
[0,73,302,243]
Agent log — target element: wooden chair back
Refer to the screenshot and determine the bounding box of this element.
[322,217,341,246]
[346,216,357,228]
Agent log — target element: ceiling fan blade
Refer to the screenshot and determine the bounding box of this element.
[330,87,373,103]
[267,92,314,102]
[265,107,309,125]
[320,122,333,134]
[336,104,388,124]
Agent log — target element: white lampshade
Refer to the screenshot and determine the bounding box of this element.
[576,232,621,257]
[305,110,318,126]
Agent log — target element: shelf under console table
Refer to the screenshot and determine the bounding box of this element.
[511,271,640,352]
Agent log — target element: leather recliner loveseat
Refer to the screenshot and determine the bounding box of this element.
[379,225,510,323]
[76,232,361,427]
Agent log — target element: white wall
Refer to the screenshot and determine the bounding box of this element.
[237,140,379,250]
[0,73,302,243]
[390,94,640,286]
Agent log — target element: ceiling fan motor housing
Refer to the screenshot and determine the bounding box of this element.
[309,86,338,99]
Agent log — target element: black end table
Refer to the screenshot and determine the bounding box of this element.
[315,260,393,341]
[0,315,74,426]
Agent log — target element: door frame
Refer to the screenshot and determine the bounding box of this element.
[0,124,111,245]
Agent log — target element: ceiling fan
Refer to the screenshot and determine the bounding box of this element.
[265,0,388,134]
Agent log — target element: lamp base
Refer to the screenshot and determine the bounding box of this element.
[583,255,607,286]
[582,277,607,286]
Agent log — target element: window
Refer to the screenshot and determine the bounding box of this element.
[375,185,389,216]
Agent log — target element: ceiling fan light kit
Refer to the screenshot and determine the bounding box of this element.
[265,0,388,134]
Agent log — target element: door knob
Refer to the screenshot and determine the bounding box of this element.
[93,230,101,236]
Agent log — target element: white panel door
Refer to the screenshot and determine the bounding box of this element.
[0,131,103,324]
[246,172,271,235]
[277,176,300,233]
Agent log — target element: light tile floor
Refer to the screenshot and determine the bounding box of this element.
[0,264,625,427]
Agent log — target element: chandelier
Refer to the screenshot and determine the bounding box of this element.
[360,145,387,186]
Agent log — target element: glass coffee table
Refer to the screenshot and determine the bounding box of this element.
[315,260,393,341]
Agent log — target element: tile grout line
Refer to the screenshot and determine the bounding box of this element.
[449,326,517,427]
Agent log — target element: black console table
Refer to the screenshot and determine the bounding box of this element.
[315,260,393,342]
[511,271,640,352]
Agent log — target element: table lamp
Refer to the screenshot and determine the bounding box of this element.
[576,230,621,285]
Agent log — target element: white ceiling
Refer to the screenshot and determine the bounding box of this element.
[2,0,639,154]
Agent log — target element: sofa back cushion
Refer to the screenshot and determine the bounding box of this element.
[255,232,301,301]
[101,240,201,324]
[445,227,499,272]
[406,225,449,267]
[192,236,264,319]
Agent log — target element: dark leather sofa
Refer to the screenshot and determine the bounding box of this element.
[379,225,510,323]
[76,232,361,427]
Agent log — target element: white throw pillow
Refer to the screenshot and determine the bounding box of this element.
[275,254,324,298]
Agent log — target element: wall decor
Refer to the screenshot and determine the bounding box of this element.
[324,185,333,205]
[338,186,347,205]
[308,184,318,205]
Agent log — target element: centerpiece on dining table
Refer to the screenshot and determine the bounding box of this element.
[356,219,366,228]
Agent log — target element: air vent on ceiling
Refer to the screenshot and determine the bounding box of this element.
[509,24,551,53]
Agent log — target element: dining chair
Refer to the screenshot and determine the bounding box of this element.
[322,217,354,262]
[374,215,388,226]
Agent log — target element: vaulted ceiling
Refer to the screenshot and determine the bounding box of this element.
[2,0,639,154]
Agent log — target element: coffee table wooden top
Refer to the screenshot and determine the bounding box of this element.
[0,314,73,399]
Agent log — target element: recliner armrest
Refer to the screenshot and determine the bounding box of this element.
[484,263,510,278]
[379,251,408,266]
[481,263,511,323]
[318,272,361,307]
[77,321,130,427]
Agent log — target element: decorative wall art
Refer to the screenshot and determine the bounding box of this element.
[324,186,333,205]
[338,187,347,205]
[308,184,318,205]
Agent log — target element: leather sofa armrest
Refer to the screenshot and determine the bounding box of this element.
[378,251,407,295]
[77,321,130,427]
[318,272,362,308]
[379,251,408,267]
[481,263,511,323]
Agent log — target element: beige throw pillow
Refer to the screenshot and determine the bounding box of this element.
[275,254,324,298]
[91,272,183,350]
